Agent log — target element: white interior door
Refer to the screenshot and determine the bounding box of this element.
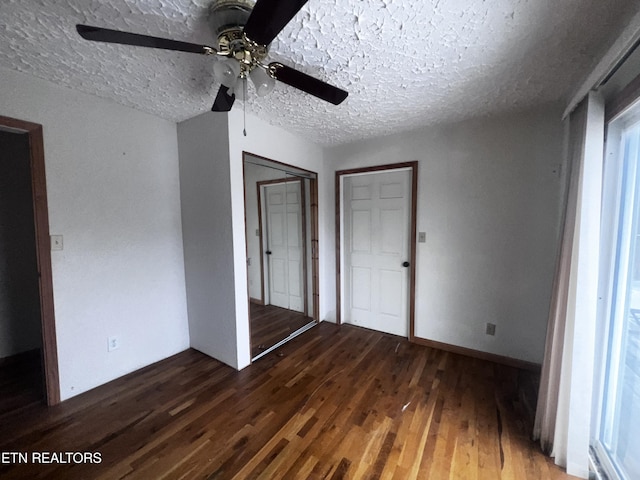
[265,181,304,312]
[343,169,411,336]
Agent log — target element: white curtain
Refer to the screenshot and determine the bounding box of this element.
[533,92,605,478]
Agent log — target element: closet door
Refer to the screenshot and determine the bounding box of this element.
[265,180,304,312]
[343,169,411,337]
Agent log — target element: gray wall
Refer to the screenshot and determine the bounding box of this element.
[0,130,42,359]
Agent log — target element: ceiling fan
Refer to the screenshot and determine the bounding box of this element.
[76,0,348,113]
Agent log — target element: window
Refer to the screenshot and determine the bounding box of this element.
[594,116,640,480]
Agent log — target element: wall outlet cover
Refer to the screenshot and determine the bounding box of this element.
[107,336,120,352]
[51,235,63,251]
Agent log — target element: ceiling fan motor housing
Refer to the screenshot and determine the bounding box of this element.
[209,0,270,76]
[209,0,254,46]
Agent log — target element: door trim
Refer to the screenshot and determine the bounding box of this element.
[0,115,60,405]
[335,161,418,340]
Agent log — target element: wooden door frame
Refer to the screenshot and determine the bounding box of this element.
[257,177,308,316]
[0,115,60,405]
[335,161,418,340]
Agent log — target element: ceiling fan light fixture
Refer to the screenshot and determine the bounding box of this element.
[213,57,241,88]
[250,66,275,96]
[227,77,246,101]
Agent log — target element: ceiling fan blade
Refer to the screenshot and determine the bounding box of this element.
[211,85,235,112]
[270,63,348,105]
[243,0,308,46]
[76,24,215,55]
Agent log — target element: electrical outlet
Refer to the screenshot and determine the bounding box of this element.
[486,323,496,336]
[107,336,120,352]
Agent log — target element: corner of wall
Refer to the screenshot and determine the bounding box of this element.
[178,111,241,369]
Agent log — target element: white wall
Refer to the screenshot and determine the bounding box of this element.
[178,112,239,368]
[227,109,326,368]
[0,67,190,400]
[325,106,565,364]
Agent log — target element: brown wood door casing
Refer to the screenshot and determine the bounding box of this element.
[0,115,60,405]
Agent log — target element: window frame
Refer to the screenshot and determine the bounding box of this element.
[592,113,640,480]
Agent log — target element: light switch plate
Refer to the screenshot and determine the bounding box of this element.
[418,232,426,243]
[51,235,63,251]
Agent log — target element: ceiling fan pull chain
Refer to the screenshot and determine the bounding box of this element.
[243,76,248,137]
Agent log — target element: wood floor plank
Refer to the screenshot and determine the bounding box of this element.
[0,323,580,479]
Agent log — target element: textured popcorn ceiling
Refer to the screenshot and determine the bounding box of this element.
[1,0,638,145]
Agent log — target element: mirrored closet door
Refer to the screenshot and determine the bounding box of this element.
[243,153,319,360]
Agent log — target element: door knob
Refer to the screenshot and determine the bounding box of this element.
[402,261,410,267]
[266,250,272,255]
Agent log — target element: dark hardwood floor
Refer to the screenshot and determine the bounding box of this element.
[0,323,578,479]
[250,303,315,358]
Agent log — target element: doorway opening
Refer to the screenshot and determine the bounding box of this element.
[336,162,418,339]
[0,116,59,406]
[243,152,319,360]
